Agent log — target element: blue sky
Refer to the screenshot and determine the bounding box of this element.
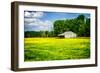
[24,11,90,31]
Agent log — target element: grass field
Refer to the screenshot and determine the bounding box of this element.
[24,38,90,61]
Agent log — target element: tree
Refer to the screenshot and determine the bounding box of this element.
[85,18,90,36]
[53,14,90,37]
[77,14,85,21]
[54,20,66,36]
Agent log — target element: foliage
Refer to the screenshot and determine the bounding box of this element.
[54,14,90,37]
[24,38,90,61]
[25,31,54,37]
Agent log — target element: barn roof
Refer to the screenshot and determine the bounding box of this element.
[58,31,76,36]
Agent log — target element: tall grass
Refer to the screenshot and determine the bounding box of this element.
[24,38,90,61]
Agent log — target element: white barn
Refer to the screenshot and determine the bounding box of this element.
[58,31,77,38]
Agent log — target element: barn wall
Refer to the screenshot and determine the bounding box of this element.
[65,34,77,38]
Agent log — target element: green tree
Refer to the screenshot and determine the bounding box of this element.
[54,20,66,36]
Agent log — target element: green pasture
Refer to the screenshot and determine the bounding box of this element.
[24,38,90,61]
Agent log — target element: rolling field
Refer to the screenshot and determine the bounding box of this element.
[24,38,90,61]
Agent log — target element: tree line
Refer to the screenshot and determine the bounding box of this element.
[54,14,90,37]
[25,14,90,38]
[25,31,54,37]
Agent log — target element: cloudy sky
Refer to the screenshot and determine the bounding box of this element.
[24,11,90,31]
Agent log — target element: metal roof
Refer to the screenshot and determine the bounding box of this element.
[58,31,76,36]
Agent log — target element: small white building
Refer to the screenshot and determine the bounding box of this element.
[58,31,77,38]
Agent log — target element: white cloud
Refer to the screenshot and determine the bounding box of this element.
[24,18,38,23]
[25,19,53,31]
[24,11,30,17]
[24,11,44,18]
[24,11,53,31]
[31,12,43,18]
